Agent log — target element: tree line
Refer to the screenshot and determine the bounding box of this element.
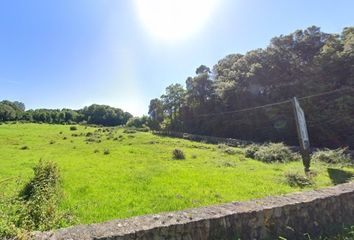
[148,26,354,148]
[0,101,132,126]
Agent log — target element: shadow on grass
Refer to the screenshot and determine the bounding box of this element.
[327,168,354,185]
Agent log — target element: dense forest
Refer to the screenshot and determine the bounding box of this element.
[0,101,132,126]
[148,26,354,148]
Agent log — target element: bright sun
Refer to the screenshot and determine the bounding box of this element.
[134,0,220,42]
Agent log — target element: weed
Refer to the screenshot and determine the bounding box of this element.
[69,126,77,131]
[0,160,70,239]
[123,129,137,134]
[253,143,298,163]
[285,172,313,188]
[312,148,352,165]
[172,149,185,160]
[244,144,260,158]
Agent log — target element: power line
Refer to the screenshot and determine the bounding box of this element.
[298,86,353,101]
[197,99,291,117]
[196,86,353,118]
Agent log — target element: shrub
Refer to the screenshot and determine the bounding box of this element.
[86,132,93,137]
[218,159,237,168]
[123,129,137,134]
[253,143,298,163]
[312,148,352,165]
[224,147,241,155]
[172,149,185,160]
[94,149,99,153]
[49,140,55,145]
[20,145,29,150]
[285,172,313,188]
[244,144,260,158]
[135,127,149,132]
[59,131,63,134]
[103,149,110,155]
[126,116,149,129]
[63,136,67,140]
[19,160,63,231]
[71,133,78,137]
[69,126,77,131]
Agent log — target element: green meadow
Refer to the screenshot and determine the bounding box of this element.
[0,123,353,225]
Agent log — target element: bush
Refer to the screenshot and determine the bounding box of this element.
[103,149,110,155]
[123,128,137,134]
[253,143,298,163]
[0,160,72,239]
[49,140,55,145]
[244,144,260,158]
[86,132,93,137]
[20,145,29,150]
[126,116,149,129]
[135,127,149,132]
[69,126,77,131]
[312,148,352,165]
[20,160,64,231]
[285,172,313,188]
[172,149,185,160]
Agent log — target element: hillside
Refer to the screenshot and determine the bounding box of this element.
[1,123,353,226]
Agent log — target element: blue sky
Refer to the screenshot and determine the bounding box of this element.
[1,0,353,116]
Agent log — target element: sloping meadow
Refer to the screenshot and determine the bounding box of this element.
[0,123,353,235]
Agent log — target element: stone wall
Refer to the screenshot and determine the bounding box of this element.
[35,182,354,240]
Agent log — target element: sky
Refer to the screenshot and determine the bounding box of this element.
[0,0,353,116]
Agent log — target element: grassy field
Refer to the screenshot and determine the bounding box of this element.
[0,123,353,226]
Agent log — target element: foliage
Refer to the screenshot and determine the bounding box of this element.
[0,101,133,127]
[80,104,132,126]
[172,148,185,159]
[69,126,78,131]
[148,26,354,148]
[253,143,298,163]
[0,160,68,239]
[126,116,149,128]
[217,144,239,155]
[244,144,261,158]
[284,172,313,188]
[123,128,137,134]
[312,148,352,165]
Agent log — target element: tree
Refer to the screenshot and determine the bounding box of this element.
[148,99,164,129]
[149,26,354,148]
[161,84,186,121]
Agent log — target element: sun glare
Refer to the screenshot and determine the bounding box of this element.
[134,0,220,42]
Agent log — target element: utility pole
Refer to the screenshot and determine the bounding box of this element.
[291,97,311,174]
